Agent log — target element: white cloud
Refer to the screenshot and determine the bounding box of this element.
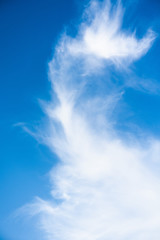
[23,1,160,239]
[67,0,155,68]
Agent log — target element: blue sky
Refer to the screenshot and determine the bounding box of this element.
[0,0,77,239]
[0,0,160,240]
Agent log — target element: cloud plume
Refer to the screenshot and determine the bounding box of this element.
[24,1,160,239]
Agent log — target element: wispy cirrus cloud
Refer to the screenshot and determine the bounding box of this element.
[68,0,155,67]
[21,1,160,239]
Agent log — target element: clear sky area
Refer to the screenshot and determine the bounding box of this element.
[0,0,160,239]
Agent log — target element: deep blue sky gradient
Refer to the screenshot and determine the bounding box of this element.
[0,0,77,239]
[0,0,160,239]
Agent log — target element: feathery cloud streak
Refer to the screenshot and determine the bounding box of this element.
[26,1,160,239]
